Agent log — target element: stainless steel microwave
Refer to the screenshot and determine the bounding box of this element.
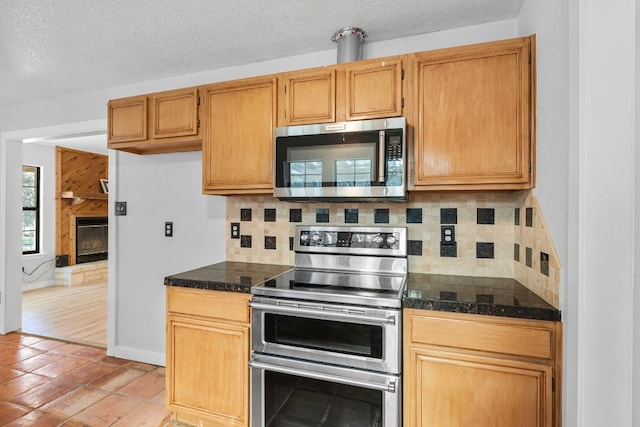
[273,117,406,201]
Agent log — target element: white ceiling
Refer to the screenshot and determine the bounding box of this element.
[2,0,524,154]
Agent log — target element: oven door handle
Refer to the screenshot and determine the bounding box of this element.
[249,301,396,325]
[249,359,397,393]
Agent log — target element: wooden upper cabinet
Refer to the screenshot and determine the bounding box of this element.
[343,57,403,121]
[279,68,336,125]
[411,36,535,191]
[108,96,147,143]
[107,87,201,154]
[201,76,277,195]
[278,56,404,126]
[150,87,199,139]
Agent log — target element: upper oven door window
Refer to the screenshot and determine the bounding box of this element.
[264,313,383,359]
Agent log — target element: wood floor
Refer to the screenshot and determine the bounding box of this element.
[21,281,107,348]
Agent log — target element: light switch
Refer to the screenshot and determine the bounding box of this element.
[115,201,127,216]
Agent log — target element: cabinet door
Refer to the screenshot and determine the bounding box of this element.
[107,96,147,144]
[202,77,277,194]
[413,36,534,190]
[280,69,336,125]
[344,57,403,120]
[167,315,249,427]
[151,87,199,139]
[406,347,552,427]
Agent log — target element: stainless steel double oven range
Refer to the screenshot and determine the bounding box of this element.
[250,225,407,427]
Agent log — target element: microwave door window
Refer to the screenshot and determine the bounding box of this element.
[287,160,323,188]
[287,143,377,188]
[278,131,389,189]
[336,158,373,187]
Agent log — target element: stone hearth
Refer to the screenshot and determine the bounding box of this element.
[55,260,108,286]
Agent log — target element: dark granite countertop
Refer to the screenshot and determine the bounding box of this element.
[165,262,561,322]
[164,262,292,293]
[404,273,561,321]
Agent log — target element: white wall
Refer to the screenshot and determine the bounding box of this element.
[110,150,226,364]
[631,2,640,426]
[634,2,640,424]
[520,1,639,425]
[0,20,519,363]
[21,143,57,290]
[516,1,576,425]
[0,140,23,333]
[578,2,636,425]
[517,0,570,288]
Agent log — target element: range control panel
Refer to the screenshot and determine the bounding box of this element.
[295,226,406,256]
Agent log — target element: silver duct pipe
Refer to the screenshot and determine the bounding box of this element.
[331,27,366,63]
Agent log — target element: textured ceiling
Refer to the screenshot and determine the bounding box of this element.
[0,0,524,110]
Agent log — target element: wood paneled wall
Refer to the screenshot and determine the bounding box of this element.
[55,147,108,265]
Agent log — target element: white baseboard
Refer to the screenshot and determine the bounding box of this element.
[108,345,166,367]
[22,279,56,292]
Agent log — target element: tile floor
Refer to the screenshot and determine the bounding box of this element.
[0,332,183,426]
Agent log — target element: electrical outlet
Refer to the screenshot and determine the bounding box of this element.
[231,222,240,239]
[165,222,173,237]
[441,225,456,244]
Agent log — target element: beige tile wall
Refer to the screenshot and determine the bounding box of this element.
[514,191,561,307]
[226,190,560,308]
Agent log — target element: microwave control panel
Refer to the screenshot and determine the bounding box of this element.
[387,135,403,160]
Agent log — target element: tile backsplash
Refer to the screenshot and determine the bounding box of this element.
[226,191,560,308]
[514,191,561,307]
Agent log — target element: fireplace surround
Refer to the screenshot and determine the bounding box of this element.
[75,216,108,264]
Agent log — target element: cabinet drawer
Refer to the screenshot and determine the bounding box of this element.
[406,310,554,360]
[167,287,250,323]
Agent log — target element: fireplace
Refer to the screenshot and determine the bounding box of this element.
[76,217,108,264]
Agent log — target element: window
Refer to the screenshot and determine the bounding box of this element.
[22,165,40,254]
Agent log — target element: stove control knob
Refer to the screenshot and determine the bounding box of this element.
[386,235,397,246]
[300,233,309,243]
[312,233,322,243]
[372,234,384,245]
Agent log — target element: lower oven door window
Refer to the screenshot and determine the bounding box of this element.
[250,354,401,427]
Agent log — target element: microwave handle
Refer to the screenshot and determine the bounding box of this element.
[378,130,386,183]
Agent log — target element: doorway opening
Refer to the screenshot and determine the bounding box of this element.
[17,126,110,348]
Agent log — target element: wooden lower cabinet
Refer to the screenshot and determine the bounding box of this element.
[166,287,251,427]
[404,309,561,427]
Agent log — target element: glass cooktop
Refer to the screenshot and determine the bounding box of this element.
[252,268,406,308]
